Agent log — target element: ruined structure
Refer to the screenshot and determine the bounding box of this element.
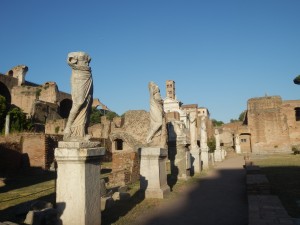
[221,95,300,154]
[108,110,148,186]
[0,65,72,127]
[247,96,299,153]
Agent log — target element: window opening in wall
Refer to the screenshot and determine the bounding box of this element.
[295,107,300,121]
[241,139,247,143]
[115,139,123,150]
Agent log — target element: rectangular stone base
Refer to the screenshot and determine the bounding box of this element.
[201,149,209,170]
[214,149,223,162]
[190,148,201,173]
[139,147,170,199]
[145,184,170,199]
[55,141,105,225]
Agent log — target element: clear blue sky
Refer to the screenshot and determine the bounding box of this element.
[1,0,300,123]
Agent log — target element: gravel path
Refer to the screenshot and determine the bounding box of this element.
[135,154,248,225]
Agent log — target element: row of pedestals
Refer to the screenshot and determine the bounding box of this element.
[54,142,214,225]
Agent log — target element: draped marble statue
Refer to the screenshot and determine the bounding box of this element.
[63,52,93,141]
[146,81,167,147]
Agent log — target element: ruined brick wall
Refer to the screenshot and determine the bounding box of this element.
[38,82,59,104]
[281,100,300,145]
[111,151,140,185]
[0,139,22,173]
[11,86,38,115]
[0,73,18,91]
[22,134,47,168]
[45,135,62,169]
[0,133,60,170]
[247,96,291,153]
[45,119,66,135]
[240,134,251,153]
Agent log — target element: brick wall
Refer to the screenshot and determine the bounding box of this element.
[111,151,140,185]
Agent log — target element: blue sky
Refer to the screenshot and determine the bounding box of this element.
[1,0,300,123]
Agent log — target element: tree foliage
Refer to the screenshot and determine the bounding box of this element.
[90,107,103,125]
[238,111,246,121]
[208,137,216,153]
[294,75,300,85]
[8,107,32,133]
[105,111,119,121]
[212,119,224,127]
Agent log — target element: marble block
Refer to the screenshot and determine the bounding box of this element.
[55,141,105,225]
[139,147,170,199]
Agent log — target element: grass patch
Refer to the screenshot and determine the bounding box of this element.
[0,172,56,222]
[251,154,300,218]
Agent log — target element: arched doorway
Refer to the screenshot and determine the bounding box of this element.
[59,99,72,118]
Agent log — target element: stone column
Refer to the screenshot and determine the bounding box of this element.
[55,141,105,225]
[139,147,170,199]
[5,114,10,136]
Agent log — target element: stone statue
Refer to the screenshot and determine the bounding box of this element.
[146,81,167,147]
[190,111,198,149]
[200,116,207,147]
[63,52,93,141]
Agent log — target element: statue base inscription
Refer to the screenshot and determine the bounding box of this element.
[55,141,105,225]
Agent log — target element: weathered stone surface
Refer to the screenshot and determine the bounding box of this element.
[63,52,93,141]
[146,82,167,148]
[248,195,294,225]
[55,141,105,225]
[247,96,293,153]
[139,147,170,199]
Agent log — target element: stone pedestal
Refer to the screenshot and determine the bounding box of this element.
[190,147,201,173]
[201,147,209,170]
[139,147,170,199]
[222,148,227,159]
[236,145,241,154]
[5,114,9,136]
[175,142,191,180]
[55,141,105,225]
[214,148,223,162]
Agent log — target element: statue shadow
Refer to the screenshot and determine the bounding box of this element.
[167,122,179,191]
[101,187,145,225]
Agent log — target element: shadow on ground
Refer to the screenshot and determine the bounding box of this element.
[0,169,56,193]
[101,189,145,225]
[0,193,56,223]
[134,168,248,225]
